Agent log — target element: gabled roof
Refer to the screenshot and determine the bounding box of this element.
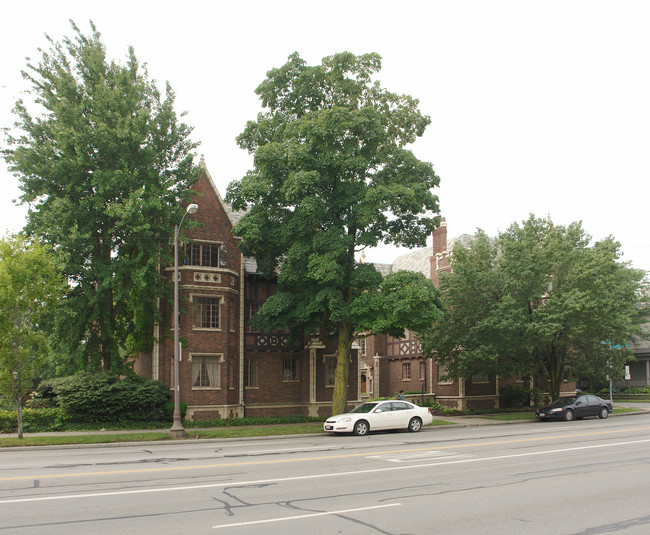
[372,234,482,278]
[200,155,240,229]
[201,156,260,274]
[391,246,433,277]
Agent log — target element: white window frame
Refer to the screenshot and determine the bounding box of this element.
[191,294,222,331]
[190,353,224,390]
[438,362,454,385]
[244,356,259,388]
[325,356,336,387]
[402,362,411,381]
[188,240,222,268]
[283,355,299,382]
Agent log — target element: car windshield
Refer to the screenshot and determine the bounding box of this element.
[350,403,378,414]
[550,397,576,407]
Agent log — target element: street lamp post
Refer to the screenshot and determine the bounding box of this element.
[170,203,198,439]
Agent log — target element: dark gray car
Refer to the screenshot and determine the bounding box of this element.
[536,394,613,421]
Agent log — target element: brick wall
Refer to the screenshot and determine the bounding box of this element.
[149,169,362,419]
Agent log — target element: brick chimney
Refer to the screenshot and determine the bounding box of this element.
[430,218,450,288]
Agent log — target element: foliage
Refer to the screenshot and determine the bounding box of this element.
[600,387,650,397]
[0,407,69,433]
[226,52,441,414]
[0,409,322,434]
[419,215,648,400]
[184,415,324,428]
[499,383,543,408]
[36,372,170,422]
[0,234,64,437]
[163,400,187,420]
[2,20,200,372]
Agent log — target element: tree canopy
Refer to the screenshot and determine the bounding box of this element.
[2,21,200,371]
[0,234,64,437]
[419,215,648,400]
[226,52,442,414]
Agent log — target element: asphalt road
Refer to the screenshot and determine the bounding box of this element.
[2,412,650,534]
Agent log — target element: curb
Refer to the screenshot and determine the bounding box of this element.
[2,409,648,452]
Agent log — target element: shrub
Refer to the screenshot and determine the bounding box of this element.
[500,384,532,408]
[164,401,187,421]
[36,372,170,422]
[0,408,69,433]
[603,387,650,397]
[185,415,323,428]
[27,383,59,408]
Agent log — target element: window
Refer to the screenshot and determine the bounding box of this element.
[283,356,299,381]
[190,242,220,267]
[358,338,366,356]
[420,362,426,381]
[325,357,336,387]
[245,302,261,332]
[438,362,453,384]
[192,296,220,329]
[192,356,221,388]
[228,360,235,389]
[471,374,489,384]
[244,356,258,387]
[402,362,411,381]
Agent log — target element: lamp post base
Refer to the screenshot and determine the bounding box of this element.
[169,419,186,439]
[169,428,186,439]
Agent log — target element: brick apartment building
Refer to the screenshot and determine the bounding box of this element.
[134,161,574,419]
[358,219,506,410]
[358,218,575,409]
[134,161,352,420]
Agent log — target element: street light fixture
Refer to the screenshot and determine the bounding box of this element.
[170,203,198,438]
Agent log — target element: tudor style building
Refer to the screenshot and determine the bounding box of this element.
[134,161,575,419]
[134,161,355,420]
[358,218,576,409]
[357,219,504,410]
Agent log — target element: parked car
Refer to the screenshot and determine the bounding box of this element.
[536,394,613,421]
[324,400,433,435]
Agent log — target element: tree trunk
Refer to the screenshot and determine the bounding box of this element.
[16,395,23,440]
[331,321,354,416]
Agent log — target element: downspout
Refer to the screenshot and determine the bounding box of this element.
[239,254,245,416]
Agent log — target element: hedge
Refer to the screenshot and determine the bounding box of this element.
[32,372,171,422]
[0,408,69,433]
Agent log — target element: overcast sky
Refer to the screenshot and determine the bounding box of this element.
[2,1,649,272]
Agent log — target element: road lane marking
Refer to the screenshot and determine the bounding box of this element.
[1,438,649,505]
[247,446,334,454]
[366,450,473,463]
[212,503,402,529]
[2,426,649,482]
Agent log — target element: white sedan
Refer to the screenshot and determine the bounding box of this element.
[324,400,433,436]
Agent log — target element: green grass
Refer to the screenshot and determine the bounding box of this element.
[476,406,642,421]
[0,420,457,447]
[612,407,641,414]
[480,412,537,421]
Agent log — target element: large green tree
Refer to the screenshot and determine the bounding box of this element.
[226,52,442,414]
[419,215,648,400]
[0,235,64,438]
[3,21,200,371]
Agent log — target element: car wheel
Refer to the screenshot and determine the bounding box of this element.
[599,407,609,419]
[353,420,369,436]
[408,417,422,432]
[563,409,574,421]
